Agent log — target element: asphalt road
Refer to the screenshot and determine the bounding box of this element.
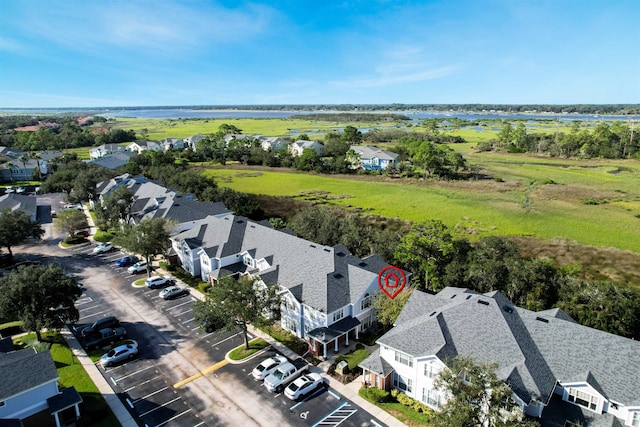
[16,237,388,427]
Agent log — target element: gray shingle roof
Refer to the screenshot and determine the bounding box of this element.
[350,145,399,161]
[173,214,398,313]
[378,287,640,406]
[0,349,59,401]
[360,347,395,376]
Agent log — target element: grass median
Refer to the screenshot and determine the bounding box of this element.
[228,337,269,361]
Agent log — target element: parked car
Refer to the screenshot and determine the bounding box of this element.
[79,316,120,337]
[62,203,83,211]
[127,261,148,274]
[159,285,189,300]
[83,327,127,350]
[93,242,113,254]
[252,355,288,381]
[16,187,26,194]
[100,341,138,367]
[5,186,14,193]
[115,255,138,267]
[145,275,174,289]
[284,373,324,400]
[73,229,90,238]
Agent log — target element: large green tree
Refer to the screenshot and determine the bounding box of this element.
[193,275,280,349]
[0,264,82,341]
[373,287,414,329]
[0,209,44,258]
[394,220,455,290]
[94,186,134,230]
[112,218,173,276]
[433,356,538,427]
[54,210,89,237]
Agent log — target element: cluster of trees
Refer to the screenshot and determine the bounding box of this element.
[183,104,638,114]
[39,159,117,202]
[0,115,133,151]
[486,121,639,159]
[287,206,640,339]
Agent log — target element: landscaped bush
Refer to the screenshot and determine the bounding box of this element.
[63,236,88,245]
[159,261,177,272]
[391,389,431,414]
[359,386,391,403]
[258,324,308,355]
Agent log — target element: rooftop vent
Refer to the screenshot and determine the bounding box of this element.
[466,295,472,300]
[503,305,513,314]
[477,300,490,306]
[535,316,549,323]
[358,262,367,267]
[450,294,457,299]
[249,225,255,228]
[336,252,346,257]
[334,273,344,279]
[310,244,316,248]
[430,311,437,316]
[324,248,330,252]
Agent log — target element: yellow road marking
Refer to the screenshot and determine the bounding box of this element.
[173,359,229,389]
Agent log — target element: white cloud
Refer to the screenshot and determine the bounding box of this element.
[20,1,277,56]
[0,36,27,52]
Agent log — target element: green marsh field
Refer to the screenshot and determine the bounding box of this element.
[108,116,640,285]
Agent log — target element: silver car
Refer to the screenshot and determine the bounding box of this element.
[100,341,139,367]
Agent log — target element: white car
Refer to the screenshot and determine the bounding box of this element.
[145,275,174,289]
[252,355,288,381]
[100,341,138,367]
[284,373,324,400]
[93,242,113,254]
[159,285,189,300]
[62,203,83,211]
[127,261,148,274]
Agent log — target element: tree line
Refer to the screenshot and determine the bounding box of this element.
[482,120,639,159]
[286,206,640,340]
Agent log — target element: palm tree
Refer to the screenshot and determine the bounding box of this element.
[18,154,29,181]
[6,162,15,184]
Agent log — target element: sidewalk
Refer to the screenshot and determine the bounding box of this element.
[60,328,137,427]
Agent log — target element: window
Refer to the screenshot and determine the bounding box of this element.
[424,363,437,379]
[361,314,373,329]
[243,254,254,268]
[283,316,297,334]
[631,412,640,427]
[332,308,344,322]
[394,351,413,367]
[361,293,373,310]
[393,373,412,393]
[460,369,472,384]
[422,388,441,407]
[567,388,599,411]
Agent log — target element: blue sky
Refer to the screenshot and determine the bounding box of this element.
[0,0,638,108]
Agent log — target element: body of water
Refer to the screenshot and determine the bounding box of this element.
[98,108,635,122]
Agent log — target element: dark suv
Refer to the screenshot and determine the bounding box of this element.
[83,327,127,350]
[80,316,120,337]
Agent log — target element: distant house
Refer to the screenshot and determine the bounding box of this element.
[359,287,640,427]
[76,116,93,126]
[257,136,289,152]
[0,193,38,221]
[184,134,206,151]
[350,145,399,170]
[289,140,324,156]
[171,214,407,358]
[127,140,161,154]
[87,151,135,170]
[160,138,187,152]
[89,144,122,159]
[12,122,60,132]
[0,348,82,427]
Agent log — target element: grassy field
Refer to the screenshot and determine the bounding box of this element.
[202,157,640,253]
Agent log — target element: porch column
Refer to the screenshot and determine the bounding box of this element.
[355,327,359,340]
[323,343,327,358]
[53,413,61,427]
[345,332,349,346]
[75,403,81,417]
[334,339,339,353]
[313,339,317,352]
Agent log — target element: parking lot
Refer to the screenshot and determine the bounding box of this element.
[37,240,388,426]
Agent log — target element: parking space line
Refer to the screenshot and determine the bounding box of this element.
[132,386,168,403]
[138,396,181,417]
[211,332,241,347]
[193,422,205,427]
[154,408,191,427]
[124,375,162,392]
[168,300,193,311]
[181,317,195,324]
[78,305,101,313]
[113,365,154,382]
[80,309,108,319]
[76,296,93,305]
[173,359,229,389]
[174,308,193,317]
[328,390,340,399]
